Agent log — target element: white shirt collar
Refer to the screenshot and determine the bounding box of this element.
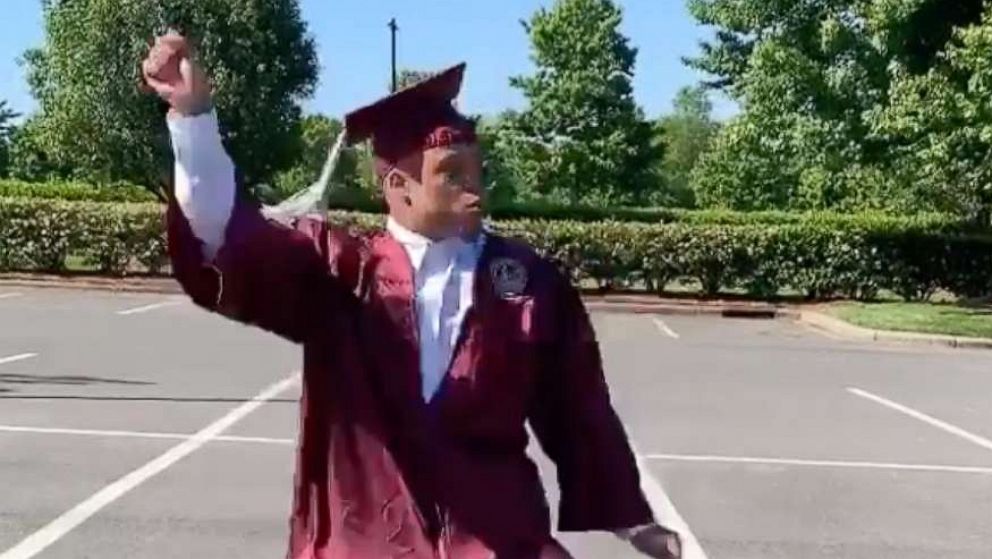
[386,217,432,271]
[386,217,431,248]
[386,217,485,273]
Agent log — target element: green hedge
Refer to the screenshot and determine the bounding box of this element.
[487,200,960,228]
[5,179,971,230]
[290,193,974,230]
[495,218,992,300]
[4,197,988,300]
[0,180,158,203]
[0,198,167,275]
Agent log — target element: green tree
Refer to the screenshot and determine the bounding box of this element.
[0,100,16,140]
[873,11,992,225]
[688,0,986,214]
[395,69,436,91]
[270,114,340,200]
[686,0,984,93]
[8,115,72,181]
[0,100,19,178]
[655,86,719,207]
[269,114,378,206]
[500,0,660,205]
[24,0,318,193]
[475,113,519,207]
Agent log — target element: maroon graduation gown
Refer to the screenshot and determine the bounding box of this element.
[167,200,654,559]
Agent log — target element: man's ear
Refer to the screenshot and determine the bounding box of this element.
[383,169,413,206]
[385,169,407,193]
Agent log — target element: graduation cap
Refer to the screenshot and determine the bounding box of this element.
[345,63,477,180]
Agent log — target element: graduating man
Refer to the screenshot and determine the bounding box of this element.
[143,32,682,559]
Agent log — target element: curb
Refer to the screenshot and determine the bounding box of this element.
[0,273,786,318]
[798,309,992,350]
[0,274,182,295]
[583,300,783,318]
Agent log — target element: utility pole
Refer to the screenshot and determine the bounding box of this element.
[388,18,399,92]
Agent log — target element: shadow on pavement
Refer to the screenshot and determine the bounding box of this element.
[0,373,155,387]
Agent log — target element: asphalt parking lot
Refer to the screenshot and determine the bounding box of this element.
[1,287,990,558]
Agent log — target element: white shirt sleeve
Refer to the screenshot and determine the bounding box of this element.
[167,110,236,260]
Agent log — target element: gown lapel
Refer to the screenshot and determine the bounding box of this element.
[366,231,499,410]
[366,233,425,407]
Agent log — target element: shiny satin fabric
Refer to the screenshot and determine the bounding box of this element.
[167,199,654,558]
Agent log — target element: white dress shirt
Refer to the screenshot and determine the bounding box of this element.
[168,111,483,401]
[167,111,236,261]
[386,219,484,401]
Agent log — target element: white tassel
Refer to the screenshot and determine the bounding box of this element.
[262,128,348,224]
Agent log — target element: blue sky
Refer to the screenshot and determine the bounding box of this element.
[0,0,733,121]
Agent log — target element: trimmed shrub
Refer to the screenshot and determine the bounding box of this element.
[1,197,990,300]
[0,199,165,275]
[0,179,157,203]
[5,179,970,230]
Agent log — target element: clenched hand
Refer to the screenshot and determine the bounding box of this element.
[142,31,212,117]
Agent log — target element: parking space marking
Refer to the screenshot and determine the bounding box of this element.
[653,318,681,340]
[0,372,300,559]
[0,353,37,367]
[646,453,992,475]
[632,443,708,559]
[0,425,191,441]
[849,387,992,453]
[0,425,295,446]
[217,434,294,445]
[12,420,991,477]
[116,301,181,316]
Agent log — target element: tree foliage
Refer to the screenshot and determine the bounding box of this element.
[875,11,992,224]
[268,114,378,205]
[8,115,72,181]
[395,69,436,91]
[686,0,984,92]
[23,0,318,192]
[497,0,660,205]
[0,100,18,178]
[0,101,16,140]
[688,0,992,222]
[475,113,520,207]
[655,86,719,207]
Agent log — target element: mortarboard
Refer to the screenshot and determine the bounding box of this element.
[345,63,477,180]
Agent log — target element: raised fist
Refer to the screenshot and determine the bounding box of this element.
[142,31,212,116]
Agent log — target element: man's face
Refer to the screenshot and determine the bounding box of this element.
[407,143,485,238]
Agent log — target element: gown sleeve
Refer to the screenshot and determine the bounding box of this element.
[168,110,235,261]
[166,111,349,344]
[528,273,655,533]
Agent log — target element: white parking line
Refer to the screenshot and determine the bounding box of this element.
[11,419,992,476]
[653,318,681,339]
[0,353,37,367]
[646,453,992,475]
[0,425,190,441]
[116,301,181,316]
[0,425,295,446]
[0,372,300,559]
[0,293,24,300]
[218,434,295,445]
[12,421,990,477]
[848,387,992,453]
[631,443,708,559]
